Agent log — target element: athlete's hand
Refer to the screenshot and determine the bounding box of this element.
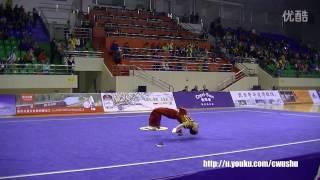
[172,128,177,134]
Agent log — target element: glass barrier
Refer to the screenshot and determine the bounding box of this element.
[0,64,73,75]
[64,51,104,58]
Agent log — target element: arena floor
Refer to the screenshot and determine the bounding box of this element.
[0,105,319,180]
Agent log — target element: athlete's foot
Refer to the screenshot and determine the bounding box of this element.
[149,126,160,131]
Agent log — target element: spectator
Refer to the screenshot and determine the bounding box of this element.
[32,8,38,26]
[191,85,198,92]
[37,51,47,64]
[123,42,130,54]
[186,44,193,57]
[0,60,5,73]
[162,43,169,51]
[68,35,77,50]
[182,85,189,92]
[67,55,75,74]
[7,51,17,64]
[201,85,209,92]
[110,40,119,54]
[168,41,174,50]
[50,39,57,60]
[42,61,50,74]
[162,60,170,71]
[194,13,199,24]
[113,51,121,64]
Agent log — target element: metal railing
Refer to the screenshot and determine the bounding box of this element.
[64,27,92,40]
[106,32,205,41]
[216,69,245,91]
[104,23,183,33]
[96,14,166,23]
[119,47,225,63]
[92,7,170,22]
[64,50,103,58]
[104,22,176,31]
[235,57,257,63]
[0,64,73,75]
[179,23,202,34]
[120,47,211,53]
[118,60,233,72]
[112,64,174,92]
[122,54,214,62]
[237,63,256,76]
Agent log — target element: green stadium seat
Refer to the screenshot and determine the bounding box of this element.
[14,50,21,58]
[4,40,10,47]
[4,68,11,74]
[0,49,6,59]
[20,67,27,74]
[26,64,34,73]
[10,38,17,46]
[5,45,12,53]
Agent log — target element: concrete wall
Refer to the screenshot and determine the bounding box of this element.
[257,66,278,90]
[278,78,320,89]
[74,57,105,71]
[77,71,98,92]
[0,88,72,94]
[257,65,320,90]
[115,70,233,92]
[0,75,77,89]
[73,57,116,92]
[96,65,116,92]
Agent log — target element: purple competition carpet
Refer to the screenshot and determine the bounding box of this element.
[0,108,320,180]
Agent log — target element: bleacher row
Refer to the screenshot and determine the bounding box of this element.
[90,7,235,75]
[91,7,172,23]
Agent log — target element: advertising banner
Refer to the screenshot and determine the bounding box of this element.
[292,90,313,104]
[279,90,313,104]
[0,95,16,116]
[101,92,177,112]
[279,90,296,104]
[16,94,103,115]
[173,92,234,109]
[230,91,283,106]
[308,90,320,105]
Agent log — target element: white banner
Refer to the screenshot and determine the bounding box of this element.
[309,90,320,105]
[101,92,177,112]
[230,91,284,107]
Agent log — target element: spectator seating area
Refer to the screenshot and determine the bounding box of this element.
[209,18,320,78]
[0,3,68,74]
[64,14,94,52]
[90,7,235,75]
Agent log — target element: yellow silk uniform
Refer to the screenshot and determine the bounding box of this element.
[179,115,195,129]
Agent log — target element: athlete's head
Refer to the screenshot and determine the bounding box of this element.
[189,122,199,135]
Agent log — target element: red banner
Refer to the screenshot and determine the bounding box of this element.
[16,94,103,115]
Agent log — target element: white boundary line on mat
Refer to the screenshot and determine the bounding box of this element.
[0,109,319,124]
[1,138,320,179]
[243,109,320,118]
[0,110,242,124]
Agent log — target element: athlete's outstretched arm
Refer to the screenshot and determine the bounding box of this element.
[172,124,184,134]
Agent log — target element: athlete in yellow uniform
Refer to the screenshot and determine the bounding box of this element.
[148,107,199,135]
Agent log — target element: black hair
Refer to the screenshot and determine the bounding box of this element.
[190,128,198,135]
